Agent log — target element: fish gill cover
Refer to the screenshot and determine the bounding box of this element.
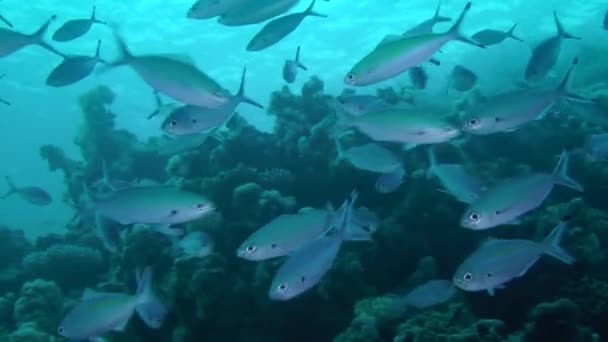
[0,0,607,341]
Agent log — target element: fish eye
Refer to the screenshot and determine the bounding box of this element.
[191,119,197,124]
[468,118,479,127]
[345,73,355,82]
[468,212,481,223]
[245,245,256,253]
[270,243,277,249]
[463,272,473,282]
[278,283,288,292]
[170,209,178,215]
[58,327,65,335]
[170,120,177,127]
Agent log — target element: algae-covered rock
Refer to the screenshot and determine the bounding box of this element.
[13,279,62,332]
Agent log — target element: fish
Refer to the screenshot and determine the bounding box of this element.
[161,67,263,135]
[348,207,380,240]
[89,185,215,226]
[460,150,582,230]
[1,176,52,206]
[157,132,218,156]
[427,147,484,204]
[375,167,406,194]
[95,214,123,253]
[409,67,428,90]
[218,0,300,26]
[471,24,523,46]
[0,74,10,105]
[173,231,214,261]
[335,141,403,174]
[338,109,461,145]
[582,133,608,161]
[0,15,65,58]
[453,220,574,295]
[187,0,247,19]
[106,33,231,108]
[0,13,12,28]
[463,58,587,135]
[376,0,451,47]
[268,190,355,300]
[447,65,477,93]
[246,0,326,51]
[46,39,105,87]
[345,2,482,87]
[146,91,181,120]
[52,6,106,42]
[525,11,580,83]
[283,46,307,83]
[58,267,164,340]
[334,94,391,117]
[400,279,456,309]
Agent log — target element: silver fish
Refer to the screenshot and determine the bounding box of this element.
[427,147,483,204]
[453,220,574,295]
[1,176,52,206]
[525,11,580,83]
[375,167,406,194]
[401,279,456,309]
[268,191,355,300]
[157,132,217,156]
[53,6,106,42]
[58,267,164,339]
[283,45,307,83]
[0,15,64,58]
[472,24,523,46]
[46,39,105,87]
[334,94,391,117]
[146,91,181,120]
[583,133,608,161]
[463,58,585,135]
[448,65,477,92]
[174,231,214,260]
[187,0,247,19]
[90,185,214,226]
[0,13,12,28]
[461,150,582,230]
[349,207,380,240]
[161,67,263,135]
[409,67,428,90]
[218,0,300,26]
[107,33,230,108]
[246,0,326,51]
[336,141,402,174]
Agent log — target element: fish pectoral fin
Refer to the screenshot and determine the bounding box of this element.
[487,288,495,296]
[505,218,523,225]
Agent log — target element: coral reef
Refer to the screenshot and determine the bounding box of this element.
[13,279,62,332]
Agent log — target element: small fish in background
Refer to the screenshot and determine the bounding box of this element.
[334,94,391,117]
[106,33,231,109]
[246,0,327,51]
[348,206,380,240]
[409,67,428,90]
[46,39,106,87]
[283,46,307,83]
[397,279,457,309]
[525,11,580,83]
[447,65,477,93]
[471,24,523,46]
[0,15,65,58]
[1,176,52,206]
[187,0,247,19]
[58,267,166,340]
[0,12,12,28]
[173,231,214,261]
[460,150,582,230]
[453,219,574,295]
[427,147,484,204]
[0,74,10,105]
[218,0,300,26]
[345,2,483,87]
[335,140,403,174]
[52,6,106,42]
[582,133,608,161]
[463,58,590,135]
[161,67,263,136]
[375,167,406,194]
[268,190,355,301]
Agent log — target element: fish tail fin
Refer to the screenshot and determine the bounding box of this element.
[337,188,358,240]
[542,219,575,264]
[135,266,169,329]
[33,16,66,58]
[147,91,164,120]
[106,31,133,69]
[0,14,13,28]
[1,176,16,199]
[91,6,107,25]
[553,11,580,40]
[447,2,484,48]
[557,58,586,102]
[426,146,438,178]
[552,150,583,191]
[135,266,154,305]
[236,67,264,109]
[305,0,328,18]
[433,0,451,23]
[334,136,345,164]
[295,46,308,70]
[507,23,524,42]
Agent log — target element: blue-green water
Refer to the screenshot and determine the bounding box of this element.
[0,0,607,341]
